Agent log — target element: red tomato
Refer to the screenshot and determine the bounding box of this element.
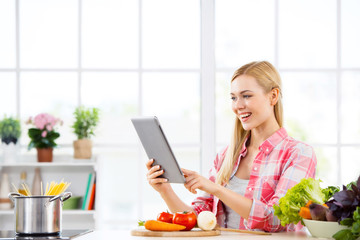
[173,211,197,231]
[157,211,174,223]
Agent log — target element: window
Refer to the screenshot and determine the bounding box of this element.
[0,0,359,230]
[215,0,360,187]
[0,0,201,229]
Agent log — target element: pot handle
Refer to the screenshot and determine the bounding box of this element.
[45,192,72,207]
[8,192,21,203]
[60,192,72,202]
[49,192,72,203]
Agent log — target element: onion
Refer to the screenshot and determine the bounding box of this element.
[197,211,217,230]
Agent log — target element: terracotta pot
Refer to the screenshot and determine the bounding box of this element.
[36,148,53,162]
[73,139,92,159]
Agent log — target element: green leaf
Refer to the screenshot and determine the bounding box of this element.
[28,141,35,150]
[341,218,355,227]
[346,181,357,191]
[138,220,145,227]
[27,127,60,149]
[47,131,60,141]
[28,128,41,138]
[352,222,360,234]
[354,207,360,221]
[322,186,340,201]
[333,229,356,240]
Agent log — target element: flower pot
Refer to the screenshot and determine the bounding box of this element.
[73,139,92,159]
[36,148,53,162]
[2,142,18,163]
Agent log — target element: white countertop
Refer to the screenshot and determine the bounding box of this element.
[76,230,320,240]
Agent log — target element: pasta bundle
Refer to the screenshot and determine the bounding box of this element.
[12,180,71,196]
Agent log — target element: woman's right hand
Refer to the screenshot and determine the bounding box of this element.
[146,159,171,193]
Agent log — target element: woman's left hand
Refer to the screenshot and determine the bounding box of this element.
[182,168,218,195]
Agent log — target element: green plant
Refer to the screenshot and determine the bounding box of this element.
[274,178,325,226]
[72,106,99,139]
[27,113,61,149]
[0,116,21,144]
[333,206,360,240]
[330,176,360,240]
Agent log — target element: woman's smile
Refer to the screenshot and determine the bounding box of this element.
[239,112,252,122]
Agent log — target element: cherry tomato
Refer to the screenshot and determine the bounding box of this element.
[157,211,174,223]
[173,211,197,231]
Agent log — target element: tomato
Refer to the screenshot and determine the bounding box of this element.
[157,211,174,223]
[173,211,197,231]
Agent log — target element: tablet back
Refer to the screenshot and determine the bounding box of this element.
[131,116,186,183]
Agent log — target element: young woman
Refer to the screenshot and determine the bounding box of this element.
[145,61,316,232]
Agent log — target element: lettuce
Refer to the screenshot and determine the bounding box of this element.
[274,178,325,226]
[322,186,340,202]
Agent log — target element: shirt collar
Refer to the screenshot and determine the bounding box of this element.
[230,135,249,179]
[239,136,248,157]
[230,128,287,179]
[258,128,288,155]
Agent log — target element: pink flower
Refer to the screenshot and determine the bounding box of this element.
[46,124,53,131]
[34,113,47,129]
[41,131,47,138]
[32,113,62,130]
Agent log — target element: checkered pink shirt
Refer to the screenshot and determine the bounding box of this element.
[191,128,317,232]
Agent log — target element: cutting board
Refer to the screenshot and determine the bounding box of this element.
[131,228,221,237]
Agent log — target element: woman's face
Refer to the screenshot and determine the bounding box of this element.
[230,74,275,131]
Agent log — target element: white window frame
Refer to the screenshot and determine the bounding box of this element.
[2,0,359,222]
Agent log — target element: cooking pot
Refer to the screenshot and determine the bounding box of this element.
[8,192,72,235]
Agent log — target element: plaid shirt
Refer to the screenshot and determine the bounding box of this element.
[191,128,317,232]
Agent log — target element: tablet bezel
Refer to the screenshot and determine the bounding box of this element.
[131,116,186,183]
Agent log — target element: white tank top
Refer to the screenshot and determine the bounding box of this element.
[223,176,250,229]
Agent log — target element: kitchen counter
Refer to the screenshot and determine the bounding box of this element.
[76,230,320,240]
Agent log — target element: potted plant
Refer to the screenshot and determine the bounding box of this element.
[0,116,21,162]
[27,113,62,162]
[72,106,99,159]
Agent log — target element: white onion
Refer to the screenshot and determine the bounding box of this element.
[197,211,217,231]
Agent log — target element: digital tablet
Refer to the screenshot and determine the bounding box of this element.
[131,116,186,183]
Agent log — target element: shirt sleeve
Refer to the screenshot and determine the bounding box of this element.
[191,147,227,215]
[191,193,214,214]
[245,143,317,232]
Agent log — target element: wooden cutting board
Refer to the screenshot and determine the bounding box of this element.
[131,228,221,237]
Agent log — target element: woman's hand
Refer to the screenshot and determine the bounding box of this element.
[182,168,219,195]
[146,159,171,193]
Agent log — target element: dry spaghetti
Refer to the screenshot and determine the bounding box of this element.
[12,180,71,196]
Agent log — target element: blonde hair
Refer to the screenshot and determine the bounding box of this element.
[215,61,283,185]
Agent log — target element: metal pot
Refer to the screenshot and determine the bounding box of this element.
[8,192,72,235]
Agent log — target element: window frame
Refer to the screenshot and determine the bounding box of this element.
[1,0,360,225]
